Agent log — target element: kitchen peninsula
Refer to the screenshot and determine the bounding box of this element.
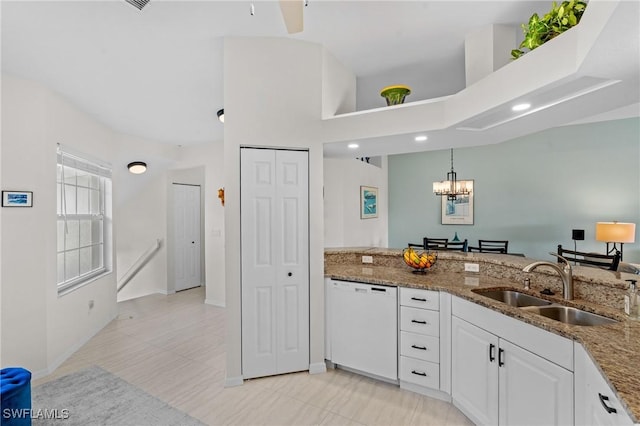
[324,248,640,424]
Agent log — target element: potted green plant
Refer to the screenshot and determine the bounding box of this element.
[511,0,587,59]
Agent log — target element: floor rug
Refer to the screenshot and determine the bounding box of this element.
[31,366,205,426]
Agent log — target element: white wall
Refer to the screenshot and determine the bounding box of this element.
[0,74,226,376]
[224,37,355,383]
[324,157,389,248]
[1,75,118,376]
[114,134,177,302]
[174,143,226,307]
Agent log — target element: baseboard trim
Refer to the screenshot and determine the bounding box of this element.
[400,381,452,402]
[205,298,225,308]
[309,362,327,375]
[34,314,115,380]
[224,376,244,387]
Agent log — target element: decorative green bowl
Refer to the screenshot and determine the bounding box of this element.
[380,85,411,106]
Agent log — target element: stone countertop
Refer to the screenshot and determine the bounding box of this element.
[324,249,640,423]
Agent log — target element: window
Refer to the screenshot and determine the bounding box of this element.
[57,147,112,295]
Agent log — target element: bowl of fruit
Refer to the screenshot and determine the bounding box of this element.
[403,247,437,274]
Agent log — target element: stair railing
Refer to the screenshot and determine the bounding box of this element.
[117,239,162,293]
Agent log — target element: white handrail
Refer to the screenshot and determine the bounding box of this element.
[117,239,162,293]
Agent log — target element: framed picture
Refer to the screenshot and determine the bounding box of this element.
[2,191,33,207]
[360,186,378,219]
[441,180,473,225]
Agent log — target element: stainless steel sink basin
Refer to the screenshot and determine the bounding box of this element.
[472,289,553,307]
[521,305,618,326]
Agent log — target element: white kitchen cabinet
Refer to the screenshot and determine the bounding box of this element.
[451,316,499,425]
[399,288,451,401]
[499,339,573,426]
[452,297,574,426]
[575,343,634,426]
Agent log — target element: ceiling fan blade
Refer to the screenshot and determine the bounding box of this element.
[279,0,304,34]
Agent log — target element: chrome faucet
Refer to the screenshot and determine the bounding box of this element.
[523,253,574,300]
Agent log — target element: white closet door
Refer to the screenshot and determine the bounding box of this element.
[241,148,309,379]
[174,184,202,292]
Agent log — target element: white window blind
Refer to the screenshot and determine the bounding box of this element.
[56,145,112,294]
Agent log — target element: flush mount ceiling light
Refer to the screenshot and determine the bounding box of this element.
[433,148,471,201]
[415,135,428,142]
[127,161,147,174]
[348,143,359,149]
[217,109,225,123]
[512,103,531,111]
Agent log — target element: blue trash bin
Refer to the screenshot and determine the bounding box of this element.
[1,368,32,426]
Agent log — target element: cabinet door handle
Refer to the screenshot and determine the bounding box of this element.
[411,320,427,325]
[498,348,505,367]
[598,393,617,414]
[411,344,427,351]
[411,370,428,377]
[489,343,496,362]
[411,297,427,302]
[371,287,387,292]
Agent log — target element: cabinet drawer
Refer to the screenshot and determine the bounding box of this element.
[400,288,439,310]
[400,306,439,336]
[400,331,439,363]
[399,356,439,389]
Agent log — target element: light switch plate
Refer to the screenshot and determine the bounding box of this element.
[362,255,373,264]
[465,263,480,272]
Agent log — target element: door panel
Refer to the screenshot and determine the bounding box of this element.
[174,184,201,292]
[241,148,309,378]
[451,316,499,426]
[499,339,573,426]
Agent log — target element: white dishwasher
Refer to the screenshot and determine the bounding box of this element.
[330,280,398,381]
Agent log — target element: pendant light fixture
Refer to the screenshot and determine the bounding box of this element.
[433,148,470,201]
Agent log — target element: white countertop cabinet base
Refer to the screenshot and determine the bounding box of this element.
[452,297,573,426]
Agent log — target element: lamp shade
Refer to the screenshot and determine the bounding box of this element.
[595,222,636,243]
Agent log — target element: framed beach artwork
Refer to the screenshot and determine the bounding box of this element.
[2,191,33,207]
[360,186,378,219]
[441,180,473,225]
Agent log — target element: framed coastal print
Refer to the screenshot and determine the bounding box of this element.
[441,180,473,225]
[360,186,378,219]
[2,191,33,207]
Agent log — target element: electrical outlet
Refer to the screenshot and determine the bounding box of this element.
[362,255,373,264]
[464,263,480,272]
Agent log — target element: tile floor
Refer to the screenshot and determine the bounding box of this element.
[34,287,473,426]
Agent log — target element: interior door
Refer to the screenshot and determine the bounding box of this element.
[173,183,202,292]
[241,147,309,379]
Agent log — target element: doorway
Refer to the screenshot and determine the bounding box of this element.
[173,183,202,292]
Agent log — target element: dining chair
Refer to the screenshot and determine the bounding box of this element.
[557,244,620,270]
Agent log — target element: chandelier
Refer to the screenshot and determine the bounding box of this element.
[433,148,470,201]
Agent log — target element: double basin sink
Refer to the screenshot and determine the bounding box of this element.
[472,289,618,326]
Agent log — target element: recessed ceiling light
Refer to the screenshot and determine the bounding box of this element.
[348,143,359,149]
[512,103,531,112]
[415,135,428,142]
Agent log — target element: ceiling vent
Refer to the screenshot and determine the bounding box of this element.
[125,0,150,10]
[456,76,620,131]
